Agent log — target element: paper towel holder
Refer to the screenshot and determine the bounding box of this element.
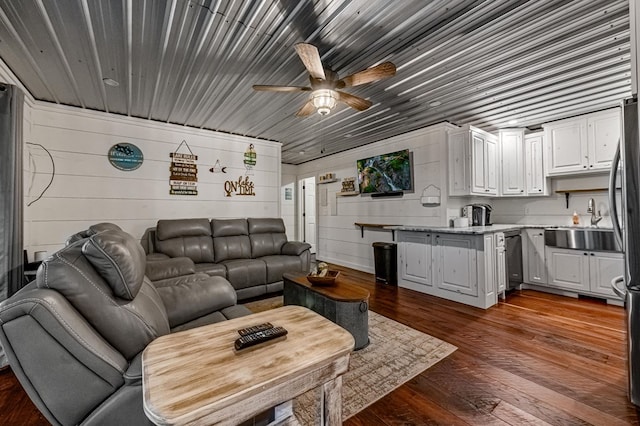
[420,184,441,206]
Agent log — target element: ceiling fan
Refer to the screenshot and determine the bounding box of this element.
[253,43,396,116]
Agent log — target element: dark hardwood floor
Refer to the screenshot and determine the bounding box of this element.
[1,265,639,425]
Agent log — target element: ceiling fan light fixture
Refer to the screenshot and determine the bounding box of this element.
[312,89,337,115]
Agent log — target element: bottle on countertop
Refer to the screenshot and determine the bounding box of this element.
[572,211,580,226]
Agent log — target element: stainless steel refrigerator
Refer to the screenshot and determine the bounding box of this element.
[610,96,640,406]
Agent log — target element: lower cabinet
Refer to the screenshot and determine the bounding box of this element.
[400,237,432,287]
[397,231,500,309]
[434,234,477,296]
[545,246,623,299]
[523,228,547,285]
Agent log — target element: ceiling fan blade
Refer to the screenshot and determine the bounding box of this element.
[294,43,326,80]
[337,62,397,88]
[337,91,372,111]
[295,100,316,117]
[253,85,311,92]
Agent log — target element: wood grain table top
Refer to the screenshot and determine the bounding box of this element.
[284,272,370,302]
[142,305,355,425]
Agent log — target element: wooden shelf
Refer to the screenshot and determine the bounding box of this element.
[555,187,618,208]
[354,222,398,240]
[337,191,359,196]
[318,178,338,184]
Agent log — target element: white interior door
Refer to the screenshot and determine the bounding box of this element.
[298,177,316,253]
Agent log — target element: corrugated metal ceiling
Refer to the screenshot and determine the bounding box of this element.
[0,0,631,164]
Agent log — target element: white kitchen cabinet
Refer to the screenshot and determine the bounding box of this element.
[397,230,501,309]
[499,129,525,195]
[544,108,620,176]
[400,239,432,287]
[523,228,547,285]
[494,233,506,295]
[434,234,478,296]
[449,125,498,196]
[545,247,590,292]
[587,110,620,171]
[498,130,547,197]
[589,252,624,298]
[525,133,548,195]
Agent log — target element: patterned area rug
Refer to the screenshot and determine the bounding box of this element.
[243,296,457,423]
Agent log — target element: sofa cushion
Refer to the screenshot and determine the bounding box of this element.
[194,262,227,277]
[153,274,237,328]
[248,218,288,257]
[219,259,267,290]
[37,239,170,359]
[211,218,248,237]
[155,218,215,263]
[157,218,211,240]
[82,230,146,300]
[259,255,305,283]
[145,257,196,282]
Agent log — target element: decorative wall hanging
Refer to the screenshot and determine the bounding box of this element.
[224,175,256,197]
[420,184,441,206]
[108,143,143,171]
[169,140,198,196]
[209,159,228,173]
[243,144,256,175]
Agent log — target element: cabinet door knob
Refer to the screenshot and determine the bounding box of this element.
[583,166,587,168]
[584,252,588,255]
[520,190,524,192]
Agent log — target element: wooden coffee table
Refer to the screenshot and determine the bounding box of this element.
[283,272,370,350]
[142,305,354,426]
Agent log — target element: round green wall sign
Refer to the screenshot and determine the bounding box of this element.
[108,143,144,171]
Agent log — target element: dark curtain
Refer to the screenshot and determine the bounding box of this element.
[0,84,24,302]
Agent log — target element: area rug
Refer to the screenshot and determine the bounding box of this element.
[244,296,457,423]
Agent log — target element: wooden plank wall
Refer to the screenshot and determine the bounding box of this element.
[23,103,282,258]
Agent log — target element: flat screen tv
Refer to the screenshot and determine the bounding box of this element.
[356,149,413,195]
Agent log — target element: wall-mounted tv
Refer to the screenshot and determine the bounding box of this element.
[356,149,413,195]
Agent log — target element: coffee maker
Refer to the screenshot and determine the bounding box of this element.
[462,204,492,226]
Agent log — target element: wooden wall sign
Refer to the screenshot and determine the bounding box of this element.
[224,176,255,197]
[243,143,256,175]
[170,140,198,196]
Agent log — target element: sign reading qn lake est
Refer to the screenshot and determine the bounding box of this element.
[170,152,198,196]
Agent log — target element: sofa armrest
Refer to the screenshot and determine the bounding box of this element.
[123,353,143,385]
[145,257,196,282]
[282,241,311,256]
[146,253,170,261]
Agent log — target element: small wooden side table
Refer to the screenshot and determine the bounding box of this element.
[142,305,354,426]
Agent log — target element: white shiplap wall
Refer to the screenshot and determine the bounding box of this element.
[25,102,282,257]
[294,123,455,273]
[281,163,297,241]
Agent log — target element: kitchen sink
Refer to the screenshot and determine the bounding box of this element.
[544,227,621,252]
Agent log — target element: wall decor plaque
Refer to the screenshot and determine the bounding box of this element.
[243,143,256,175]
[108,143,143,171]
[224,175,256,197]
[170,140,198,196]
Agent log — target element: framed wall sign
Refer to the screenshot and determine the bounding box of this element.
[108,143,143,171]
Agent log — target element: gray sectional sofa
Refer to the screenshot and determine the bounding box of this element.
[146,218,312,301]
[0,225,252,425]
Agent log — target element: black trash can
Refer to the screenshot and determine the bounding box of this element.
[373,242,397,285]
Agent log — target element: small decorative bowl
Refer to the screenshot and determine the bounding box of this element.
[307,270,340,286]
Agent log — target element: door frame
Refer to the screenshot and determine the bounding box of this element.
[297,176,317,254]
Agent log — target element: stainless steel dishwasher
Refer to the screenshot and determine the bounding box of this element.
[504,230,523,289]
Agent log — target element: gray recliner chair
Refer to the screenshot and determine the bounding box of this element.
[0,228,251,425]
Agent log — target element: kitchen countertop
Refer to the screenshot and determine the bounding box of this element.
[386,224,614,235]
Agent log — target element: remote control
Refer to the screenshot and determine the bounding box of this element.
[237,322,274,337]
[234,326,288,350]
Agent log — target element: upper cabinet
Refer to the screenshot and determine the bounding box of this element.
[499,129,525,195]
[449,126,498,196]
[498,129,548,197]
[544,108,620,176]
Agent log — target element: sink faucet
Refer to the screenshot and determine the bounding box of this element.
[587,198,603,226]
